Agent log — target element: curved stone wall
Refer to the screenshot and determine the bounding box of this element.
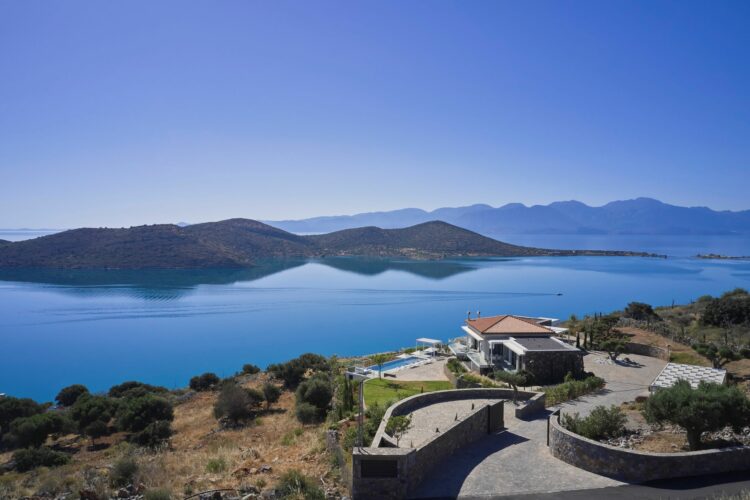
[549,413,750,482]
[372,388,543,446]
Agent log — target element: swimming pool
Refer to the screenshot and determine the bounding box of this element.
[367,355,422,373]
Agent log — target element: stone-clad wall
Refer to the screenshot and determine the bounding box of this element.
[549,414,750,482]
[625,342,670,361]
[523,350,584,385]
[353,390,507,500]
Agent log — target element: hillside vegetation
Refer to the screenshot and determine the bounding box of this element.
[0,219,654,269]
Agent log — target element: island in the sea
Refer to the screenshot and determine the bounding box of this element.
[0,219,661,269]
[696,253,750,260]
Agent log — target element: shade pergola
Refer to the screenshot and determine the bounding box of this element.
[416,337,442,357]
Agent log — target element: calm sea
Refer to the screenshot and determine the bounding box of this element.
[1,233,750,401]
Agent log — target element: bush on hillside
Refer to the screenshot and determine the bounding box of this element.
[111,457,139,487]
[561,405,626,440]
[295,376,333,423]
[276,469,325,500]
[108,381,168,399]
[294,402,319,425]
[242,364,261,375]
[55,384,89,407]
[5,412,71,449]
[189,372,221,392]
[262,383,282,409]
[701,289,750,327]
[70,394,117,433]
[268,353,330,388]
[623,302,660,322]
[12,447,70,471]
[129,420,173,448]
[117,395,173,432]
[84,420,109,446]
[0,397,46,440]
[213,382,263,424]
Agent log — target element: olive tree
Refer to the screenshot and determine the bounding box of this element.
[643,380,750,450]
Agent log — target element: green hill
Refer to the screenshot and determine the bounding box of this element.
[0,219,655,269]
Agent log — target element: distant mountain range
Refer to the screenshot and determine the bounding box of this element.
[266,198,750,236]
[0,219,654,269]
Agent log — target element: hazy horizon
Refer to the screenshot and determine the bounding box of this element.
[2,1,749,228]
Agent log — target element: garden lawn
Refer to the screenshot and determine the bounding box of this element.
[363,379,453,407]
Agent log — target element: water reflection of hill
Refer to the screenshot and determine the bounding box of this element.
[315,257,478,279]
[0,258,477,300]
[0,260,307,300]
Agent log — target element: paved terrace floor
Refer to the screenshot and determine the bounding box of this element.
[389,357,449,382]
[399,398,496,449]
[410,352,667,498]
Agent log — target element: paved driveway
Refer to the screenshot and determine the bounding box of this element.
[410,352,667,498]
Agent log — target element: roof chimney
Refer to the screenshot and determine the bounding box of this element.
[477,310,481,318]
[467,310,472,320]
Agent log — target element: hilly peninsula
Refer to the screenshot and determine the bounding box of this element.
[0,219,656,269]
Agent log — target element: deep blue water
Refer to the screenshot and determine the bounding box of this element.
[2,254,750,402]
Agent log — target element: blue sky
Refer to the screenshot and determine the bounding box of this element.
[1,1,749,228]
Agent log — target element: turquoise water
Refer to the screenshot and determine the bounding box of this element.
[367,356,422,373]
[1,255,750,402]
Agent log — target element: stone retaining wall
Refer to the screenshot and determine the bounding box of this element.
[624,342,670,361]
[452,381,546,419]
[549,412,750,482]
[353,389,507,499]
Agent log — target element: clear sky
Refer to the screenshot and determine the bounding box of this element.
[1,1,749,228]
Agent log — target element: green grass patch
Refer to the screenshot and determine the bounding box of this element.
[363,379,453,407]
[670,351,710,366]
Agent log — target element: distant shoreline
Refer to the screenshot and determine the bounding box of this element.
[696,253,750,261]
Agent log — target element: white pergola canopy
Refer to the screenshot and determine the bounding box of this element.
[416,337,441,345]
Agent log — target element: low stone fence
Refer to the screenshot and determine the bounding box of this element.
[624,341,670,361]
[353,389,506,499]
[548,412,750,482]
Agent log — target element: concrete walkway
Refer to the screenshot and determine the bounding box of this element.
[400,398,496,448]
[410,352,667,498]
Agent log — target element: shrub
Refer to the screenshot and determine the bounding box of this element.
[84,420,109,446]
[295,402,319,425]
[189,373,221,392]
[446,358,467,376]
[117,395,173,432]
[276,469,325,500]
[6,412,71,449]
[55,384,89,407]
[111,457,139,487]
[109,381,168,399]
[262,383,282,409]
[561,405,626,440]
[71,395,117,433]
[458,373,499,388]
[623,302,659,322]
[12,447,69,471]
[295,377,333,414]
[0,396,45,439]
[268,353,330,388]
[741,347,750,359]
[543,375,605,406]
[213,382,262,423]
[129,420,172,448]
[242,364,261,375]
[206,457,226,473]
[643,380,750,450]
[145,489,171,500]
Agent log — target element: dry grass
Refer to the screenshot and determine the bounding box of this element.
[0,375,345,499]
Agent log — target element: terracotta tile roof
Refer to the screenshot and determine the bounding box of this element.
[465,315,553,335]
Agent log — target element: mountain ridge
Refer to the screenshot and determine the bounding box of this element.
[266,198,750,235]
[0,219,655,269]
